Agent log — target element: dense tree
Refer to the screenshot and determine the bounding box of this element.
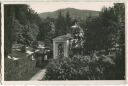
[70,20,84,55]
[4,5,15,55]
[37,17,55,47]
[113,3,125,80]
[83,3,125,79]
[37,11,73,47]
[55,11,67,36]
[4,5,41,55]
[84,3,124,53]
[65,11,72,33]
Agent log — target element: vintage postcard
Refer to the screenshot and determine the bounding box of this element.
[1,1,127,85]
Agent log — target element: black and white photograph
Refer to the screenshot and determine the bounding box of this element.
[4,2,125,81]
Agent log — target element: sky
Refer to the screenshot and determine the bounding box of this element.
[29,2,114,13]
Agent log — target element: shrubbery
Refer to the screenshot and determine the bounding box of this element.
[44,54,116,80]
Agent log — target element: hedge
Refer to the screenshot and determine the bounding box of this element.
[44,54,116,80]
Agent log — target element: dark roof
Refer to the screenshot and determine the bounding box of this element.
[53,34,72,41]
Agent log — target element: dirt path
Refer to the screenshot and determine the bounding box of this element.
[30,69,46,81]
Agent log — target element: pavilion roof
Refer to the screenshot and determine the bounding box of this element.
[53,33,72,41]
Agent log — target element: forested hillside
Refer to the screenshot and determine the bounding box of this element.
[39,8,99,20]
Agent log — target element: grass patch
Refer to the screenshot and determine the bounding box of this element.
[4,50,41,81]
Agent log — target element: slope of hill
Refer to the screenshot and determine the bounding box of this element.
[39,8,100,20]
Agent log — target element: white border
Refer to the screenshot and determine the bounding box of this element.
[1,1,127,85]
[0,0,127,2]
[0,2,1,84]
[2,80,127,85]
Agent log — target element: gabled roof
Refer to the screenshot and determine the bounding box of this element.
[53,33,72,41]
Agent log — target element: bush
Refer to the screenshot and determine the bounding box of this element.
[44,54,115,80]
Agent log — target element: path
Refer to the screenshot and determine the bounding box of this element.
[30,69,46,81]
